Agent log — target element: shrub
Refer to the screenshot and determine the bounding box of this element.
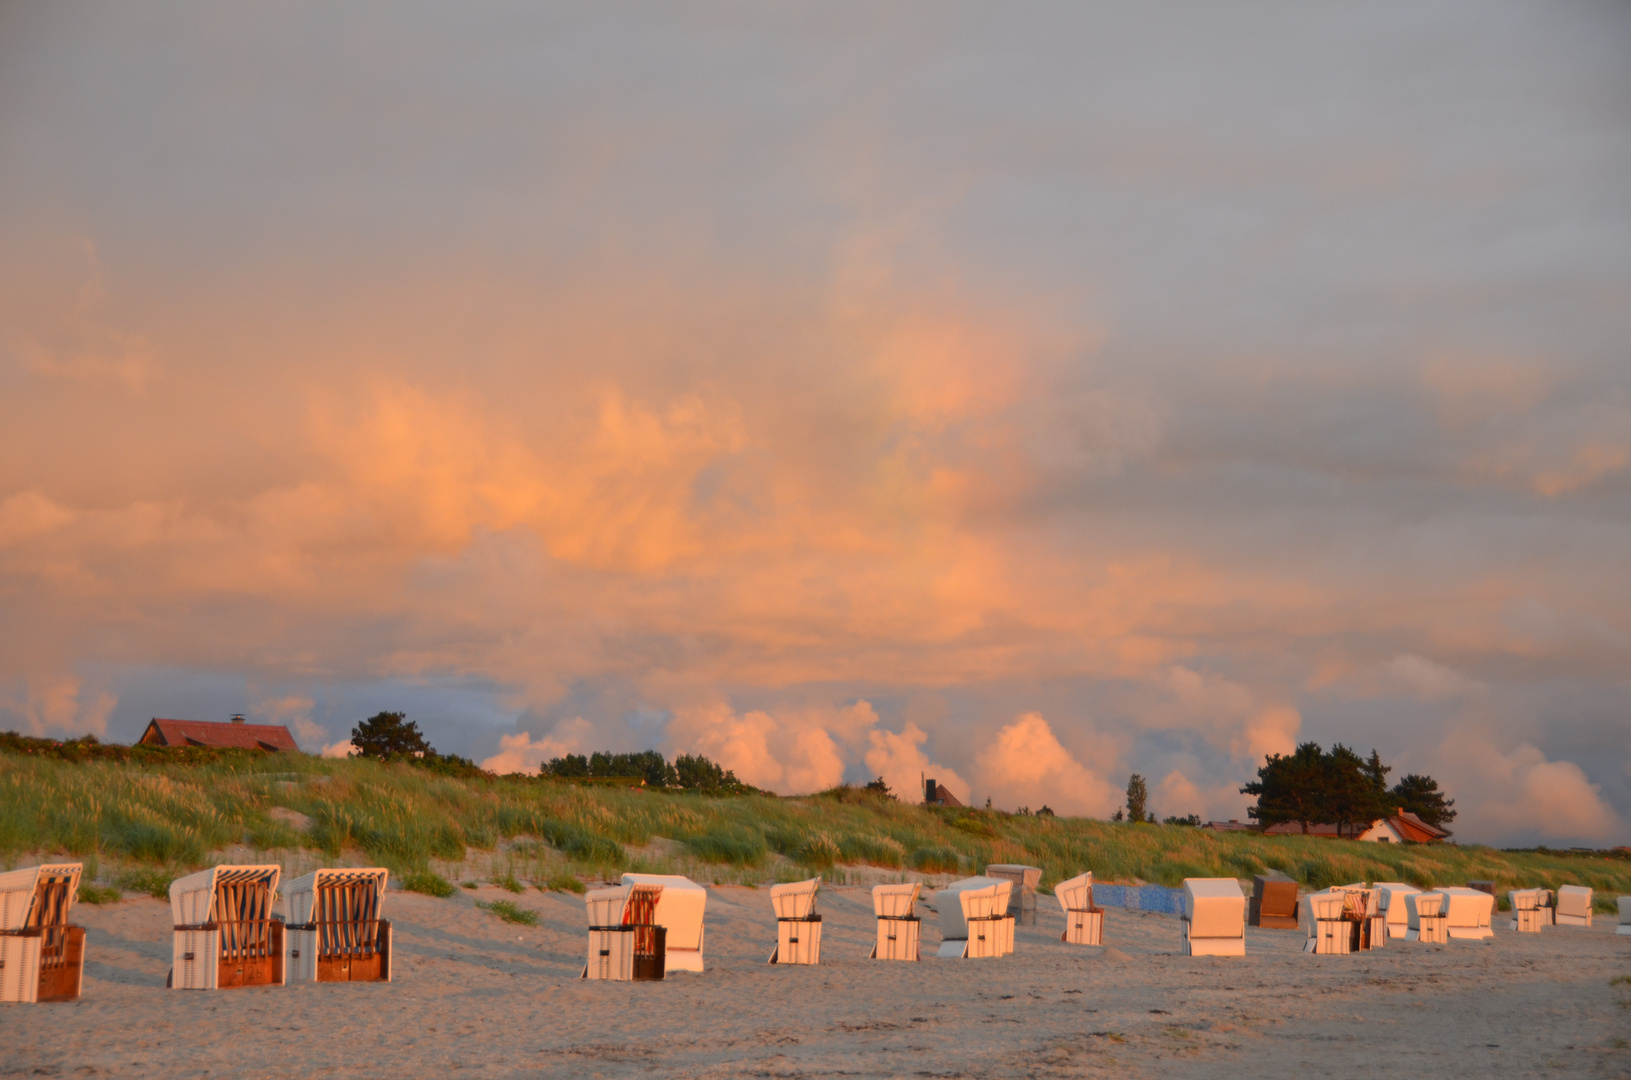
[798,833,841,869]
[837,832,906,868]
[399,870,456,897]
[496,873,525,894]
[764,826,805,855]
[116,867,173,899]
[78,884,122,904]
[477,899,539,926]
[540,820,626,864]
[542,872,586,893]
[689,826,768,866]
[908,845,961,873]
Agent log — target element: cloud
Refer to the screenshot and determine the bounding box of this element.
[972,713,1119,816]
[663,702,880,795]
[1446,737,1622,844]
[0,676,117,738]
[251,693,324,748]
[480,717,596,775]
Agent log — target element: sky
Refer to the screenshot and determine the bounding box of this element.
[1,2,1628,847]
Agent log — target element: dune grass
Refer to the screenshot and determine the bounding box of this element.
[2,746,1627,909]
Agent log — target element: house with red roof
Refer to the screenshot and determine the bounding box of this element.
[1262,808,1448,843]
[138,715,300,753]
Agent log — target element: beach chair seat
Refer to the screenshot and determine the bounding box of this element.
[283,868,390,983]
[1304,891,1353,955]
[986,864,1042,926]
[0,863,85,1004]
[768,878,822,965]
[1404,892,1448,944]
[1507,888,1546,933]
[168,865,284,990]
[1555,885,1592,927]
[619,874,704,973]
[1617,896,1630,936]
[1182,878,1245,957]
[935,877,1014,959]
[1249,873,1300,929]
[1055,872,1103,945]
[869,883,921,961]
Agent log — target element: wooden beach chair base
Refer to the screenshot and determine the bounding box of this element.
[1510,908,1544,933]
[1305,920,1353,955]
[1406,916,1448,944]
[0,927,84,1004]
[288,922,391,983]
[1062,909,1103,945]
[870,917,920,960]
[768,916,822,964]
[170,923,285,990]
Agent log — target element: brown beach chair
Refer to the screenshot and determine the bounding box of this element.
[168,865,284,990]
[1249,872,1300,929]
[283,868,391,983]
[0,863,85,1003]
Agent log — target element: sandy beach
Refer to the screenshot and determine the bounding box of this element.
[3,883,1628,1079]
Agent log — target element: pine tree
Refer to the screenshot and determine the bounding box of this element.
[1125,774,1149,823]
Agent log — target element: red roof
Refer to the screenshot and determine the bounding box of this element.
[1389,810,1449,842]
[139,718,300,752]
[1263,813,1447,842]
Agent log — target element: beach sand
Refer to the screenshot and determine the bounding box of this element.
[4,883,1628,1078]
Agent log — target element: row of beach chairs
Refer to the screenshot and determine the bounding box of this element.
[4,859,1625,999]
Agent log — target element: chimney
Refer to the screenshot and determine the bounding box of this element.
[230,713,246,724]
[925,778,938,805]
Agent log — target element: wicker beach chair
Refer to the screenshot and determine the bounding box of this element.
[1055,872,1103,945]
[935,877,1014,959]
[1404,891,1448,944]
[1304,890,1352,955]
[582,883,665,981]
[1374,882,1419,942]
[1181,878,1246,957]
[869,883,921,961]
[1555,885,1593,928]
[1507,888,1546,933]
[768,878,822,965]
[1336,884,1384,949]
[168,865,284,990]
[1436,886,1496,940]
[283,868,390,983]
[619,873,705,973]
[1248,872,1300,929]
[0,863,85,1003]
[985,864,1042,926]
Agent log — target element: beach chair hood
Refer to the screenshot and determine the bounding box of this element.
[1183,878,1246,939]
[170,865,281,926]
[871,882,920,918]
[770,878,820,920]
[935,876,1012,940]
[281,868,387,926]
[0,864,81,931]
[620,873,707,970]
[1055,872,1094,914]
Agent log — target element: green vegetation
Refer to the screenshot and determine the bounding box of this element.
[477,899,539,926]
[542,872,586,893]
[2,734,1627,909]
[77,884,122,904]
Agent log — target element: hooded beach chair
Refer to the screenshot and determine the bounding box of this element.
[1337,883,1384,949]
[1617,896,1630,936]
[935,876,1014,959]
[1181,878,1245,956]
[1555,885,1593,928]
[1375,882,1419,942]
[1249,872,1300,929]
[767,878,822,964]
[869,882,921,961]
[1404,891,1448,943]
[620,873,706,973]
[282,868,390,983]
[0,863,85,1003]
[1304,891,1352,955]
[1439,886,1496,940]
[985,864,1042,926]
[1055,872,1103,945]
[582,883,665,981]
[169,864,284,990]
[1507,888,1546,933]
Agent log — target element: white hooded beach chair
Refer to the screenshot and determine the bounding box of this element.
[0,863,84,1003]
[1555,885,1593,928]
[169,864,284,990]
[282,868,390,983]
[1404,891,1448,943]
[1181,878,1245,957]
[1304,891,1353,955]
[986,864,1042,926]
[582,883,666,981]
[1375,883,1419,942]
[1617,896,1630,936]
[620,873,706,973]
[1507,888,1546,933]
[768,878,822,965]
[869,882,921,961]
[1055,872,1103,945]
[1435,887,1495,941]
[935,876,1014,959]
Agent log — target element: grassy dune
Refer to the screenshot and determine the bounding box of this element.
[3,746,1627,909]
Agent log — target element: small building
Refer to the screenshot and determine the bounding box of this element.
[138,716,300,753]
[1263,809,1447,843]
[923,778,963,808]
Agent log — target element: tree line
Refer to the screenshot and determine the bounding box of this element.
[539,749,755,793]
[1241,742,1456,835]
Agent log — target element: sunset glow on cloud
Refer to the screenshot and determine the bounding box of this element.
[2,3,1627,844]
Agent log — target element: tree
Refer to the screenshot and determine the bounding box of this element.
[863,776,895,799]
[1124,774,1150,824]
[1324,744,1389,838]
[1164,813,1202,826]
[674,752,745,791]
[1391,773,1457,830]
[1361,749,1391,794]
[1241,741,1328,832]
[350,712,431,761]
